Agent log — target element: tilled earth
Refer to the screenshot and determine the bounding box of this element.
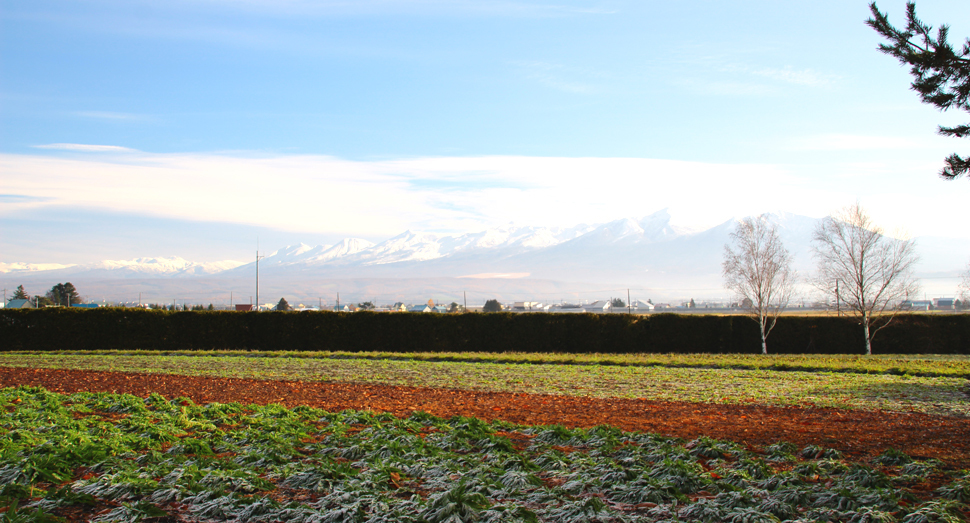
[2,366,969,468]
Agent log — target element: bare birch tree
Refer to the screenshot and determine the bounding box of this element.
[723,215,797,355]
[812,203,920,355]
[958,260,970,304]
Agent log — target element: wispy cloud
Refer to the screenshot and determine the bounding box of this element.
[681,80,777,97]
[74,111,144,121]
[32,143,138,153]
[511,60,604,94]
[788,134,927,151]
[192,0,619,17]
[745,66,838,88]
[0,194,53,203]
[679,59,839,96]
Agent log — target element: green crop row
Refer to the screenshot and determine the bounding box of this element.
[12,349,970,377]
[1,386,968,523]
[2,308,969,354]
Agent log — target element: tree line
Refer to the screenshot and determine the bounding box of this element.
[721,203,962,356]
[9,283,83,308]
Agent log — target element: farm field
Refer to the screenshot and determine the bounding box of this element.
[1,352,969,417]
[2,385,970,523]
[1,352,969,522]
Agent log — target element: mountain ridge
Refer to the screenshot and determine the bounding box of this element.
[3,210,968,302]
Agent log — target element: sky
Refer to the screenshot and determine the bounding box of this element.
[2,0,970,264]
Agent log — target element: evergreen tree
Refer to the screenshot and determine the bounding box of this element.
[208,304,215,311]
[12,285,28,300]
[34,295,53,307]
[868,2,970,179]
[483,299,502,312]
[46,283,82,306]
[357,301,375,310]
[276,298,291,311]
[611,298,625,308]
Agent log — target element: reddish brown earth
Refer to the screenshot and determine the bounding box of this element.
[3,366,969,468]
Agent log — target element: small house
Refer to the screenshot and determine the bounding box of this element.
[5,299,34,309]
[408,304,433,313]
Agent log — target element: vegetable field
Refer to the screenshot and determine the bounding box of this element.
[2,352,969,417]
[2,386,969,523]
[1,351,969,522]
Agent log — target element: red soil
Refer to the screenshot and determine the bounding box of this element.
[2,366,968,468]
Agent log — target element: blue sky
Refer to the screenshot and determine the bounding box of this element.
[2,0,970,264]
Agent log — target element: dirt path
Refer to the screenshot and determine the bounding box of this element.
[3,366,969,468]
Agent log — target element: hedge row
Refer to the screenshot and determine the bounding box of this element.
[0,309,968,354]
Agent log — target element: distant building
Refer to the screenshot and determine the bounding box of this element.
[513,301,542,311]
[235,304,253,312]
[5,299,34,309]
[632,300,655,311]
[580,301,610,312]
[901,300,932,311]
[933,298,955,310]
[71,303,99,309]
[408,304,433,313]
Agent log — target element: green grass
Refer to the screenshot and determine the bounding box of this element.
[2,386,967,523]
[3,352,969,417]
[9,349,970,377]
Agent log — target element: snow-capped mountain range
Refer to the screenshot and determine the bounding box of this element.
[0,257,244,277]
[3,210,968,302]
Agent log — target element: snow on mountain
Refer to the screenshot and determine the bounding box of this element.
[438,223,593,255]
[259,243,331,267]
[313,238,375,263]
[354,230,444,265]
[638,209,696,241]
[545,210,692,250]
[92,257,246,276]
[0,262,77,273]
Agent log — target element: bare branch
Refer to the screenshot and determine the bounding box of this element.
[723,215,797,354]
[811,203,920,355]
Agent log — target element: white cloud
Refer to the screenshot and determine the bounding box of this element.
[33,143,138,152]
[1,150,967,241]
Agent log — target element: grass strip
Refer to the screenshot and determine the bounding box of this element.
[2,353,969,417]
[6,349,970,378]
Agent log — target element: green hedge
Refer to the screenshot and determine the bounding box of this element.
[0,308,968,354]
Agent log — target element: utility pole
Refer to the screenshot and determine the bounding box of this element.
[230,291,233,309]
[336,292,340,311]
[627,289,631,314]
[255,247,264,312]
[463,291,467,313]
